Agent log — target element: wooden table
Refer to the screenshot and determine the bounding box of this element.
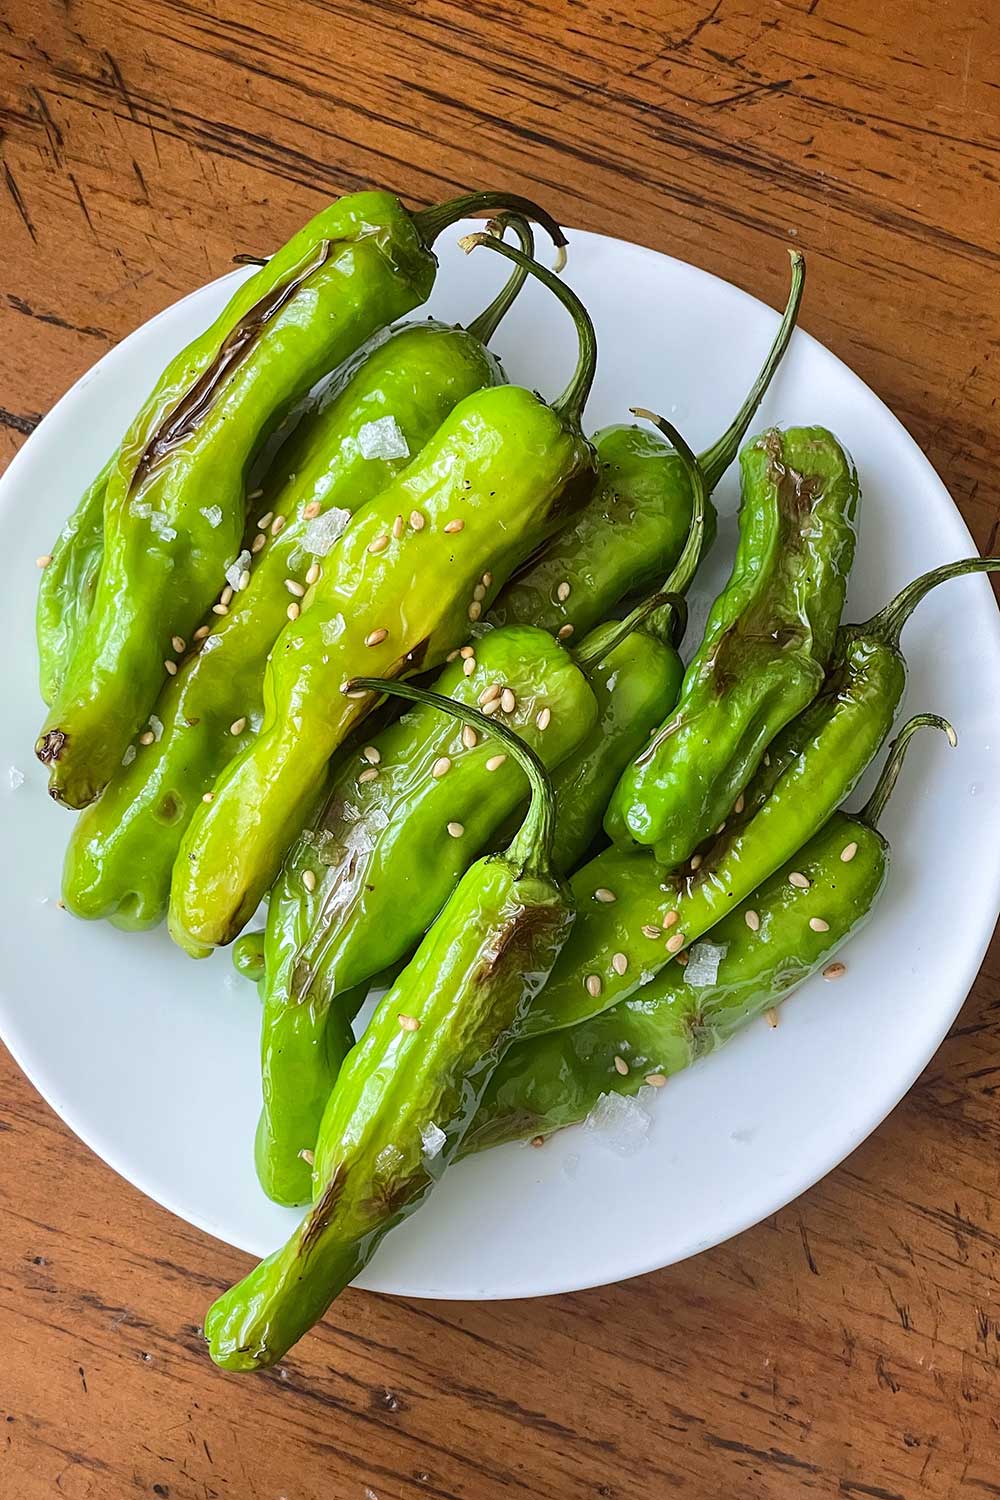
[3,2,999,1495]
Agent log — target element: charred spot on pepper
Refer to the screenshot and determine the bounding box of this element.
[473,901,566,986]
[36,728,68,765]
[299,1162,347,1256]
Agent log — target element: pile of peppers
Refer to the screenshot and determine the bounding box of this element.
[33,184,999,1372]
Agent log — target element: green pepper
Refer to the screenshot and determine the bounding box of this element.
[168,234,598,957]
[465,713,948,1151]
[521,555,997,1038]
[607,424,860,864]
[61,218,536,932]
[232,929,267,984]
[36,457,112,705]
[35,189,565,809]
[204,683,574,1371]
[256,621,598,1205]
[486,251,805,641]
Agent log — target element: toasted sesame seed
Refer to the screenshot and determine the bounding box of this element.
[482,698,500,716]
[303,500,322,520]
[238,569,251,591]
[662,910,679,930]
[536,706,551,731]
[613,1054,629,1075]
[840,841,858,863]
[486,754,507,772]
[612,952,628,976]
[193,625,211,640]
[468,600,483,621]
[594,888,616,904]
[365,627,388,647]
[823,962,846,981]
[398,1013,421,1032]
[271,515,286,536]
[788,871,811,889]
[461,725,478,749]
[392,514,404,539]
[164,659,177,675]
[473,583,487,602]
[302,869,317,893]
[257,511,274,530]
[358,767,379,783]
[675,951,689,967]
[432,756,452,778]
[716,822,727,835]
[220,585,234,606]
[447,649,460,662]
[479,683,501,705]
[305,562,321,586]
[585,974,602,998]
[202,791,214,803]
[444,518,465,533]
[252,532,267,553]
[363,746,380,764]
[35,554,52,568]
[529,1134,545,1148]
[745,910,760,932]
[298,1148,315,1166]
[556,581,571,602]
[734,793,745,814]
[212,603,229,615]
[764,1007,779,1028]
[230,717,247,735]
[690,853,703,871]
[409,509,426,532]
[369,533,390,555]
[460,645,475,659]
[287,602,300,621]
[641,925,661,939]
[248,489,263,500]
[139,730,155,746]
[286,579,305,597]
[447,821,465,838]
[482,571,493,587]
[809,917,830,933]
[500,687,516,714]
[645,1073,667,1087]
[463,657,476,676]
[666,931,685,954]
[171,635,186,653]
[557,623,574,640]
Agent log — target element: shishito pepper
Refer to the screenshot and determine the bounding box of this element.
[486,251,805,641]
[464,714,948,1151]
[61,219,536,932]
[36,457,112,705]
[168,234,599,956]
[35,189,565,809]
[204,684,574,1371]
[520,555,997,1039]
[607,424,860,864]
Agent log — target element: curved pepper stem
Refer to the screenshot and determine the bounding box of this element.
[345,677,560,882]
[862,556,1000,649]
[698,250,806,491]
[466,214,535,345]
[858,712,957,828]
[459,233,597,425]
[413,191,568,261]
[629,409,707,645]
[573,591,686,672]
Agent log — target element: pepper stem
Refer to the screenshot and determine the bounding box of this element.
[698,251,806,491]
[629,409,707,643]
[466,214,535,344]
[858,712,957,828]
[573,592,685,671]
[459,233,597,424]
[861,556,1000,649]
[413,192,568,261]
[345,677,559,881]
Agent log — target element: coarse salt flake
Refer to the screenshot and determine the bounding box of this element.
[358,415,410,461]
[200,504,223,528]
[121,745,137,767]
[148,714,164,743]
[303,507,351,557]
[419,1121,447,1160]
[584,1091,651,1156]
[8,765,25,790]
[683,940,727,989]
[201,634,222,654]
[149,509,177,542]
[225,550,252,591]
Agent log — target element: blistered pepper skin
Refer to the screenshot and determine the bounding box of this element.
[36,191,438,809]
[36,457,112,705]
[62,320,504,930]
[607,426,860,864]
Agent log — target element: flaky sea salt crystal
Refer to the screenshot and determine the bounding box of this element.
[150,509,176,542]
[420,1121,446,1160]
[8,765,24,790]
[200,504,223,528]
[303,508,351,557]
[201,634,222,654]
[148,714,164,743]
[225,550,251,590]
[684,940,727,989]
[584,1092,651,1156]
[129,499,151,519]
[121,745,137,767]
[358,415,410,461]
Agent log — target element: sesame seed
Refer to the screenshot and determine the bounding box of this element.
[358,767,379,783]
[556,581,571,602]
[302,869,317,893]
[303,501,321,520]
[252,532,267,553]
[248,489,264,500]
[764,1007,779,1028]
[500,688,516,714]
[257,511,273,530]
[392,514,404,539]
[35,554,52,568]
[745,910,760,932]
[675,951,689,967]
[473,583,486,602]
[447,822,465,838]
[220,585,234,606]
[461,726,478,749]
[479,683,501,705]
[298,1148,315,1166]
[271,515,286,536]
[287,602,300,621]
[585,974,602,998]
[285,579,305,597]
[823,962,846,981]
[238,569,251,591]
[171,635,186,653]
[460,646,475,659]
[665,931,685,954]
[164,659,178,676]
[612,952,628,976]
[716,822,727,835]
[398,1013,421,1032]
[345,688,368,700]
[432,757,452,778]
[193,625,210,640]
[369,534,390,555]
[485,754,507,772]
[613,1054,629,1075]
[363,746,380,764]
[409,510,425,532]
[557,624,574,640]
[788,871,811,889]
[645,1073,667,1087]
[734,794,745,814]
[463,657,476,676]
[662,910,679,930]
[365,627,388,647]
[482,571,493,587]
[139,731,155,746]
[809,917,830,932]
[530,1134,545,1148]
[690,853,703,871]
[202,792,214,803]
[641,925,661,939]
[840,841,858,863]
[482,698,500,716]
[230,717,247,735]
[763,752,771,767]
[444,518,465,533]
[212,603,229,615]
[594,888,616,904]
[468,600,482,621]
[305,562,321,586]
[536,707,551,731]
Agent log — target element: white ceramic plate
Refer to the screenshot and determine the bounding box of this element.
[2,224,999,1301]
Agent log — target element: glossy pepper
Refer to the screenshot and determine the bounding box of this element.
[486,251,805,641]
[36,456,112,705]
[61,218,536,932]
[608,424,860,864]
[519,555,996,1038]
[35,188,565,809]
[204,683,574,1371]
[168,233,599,956]
[464,713,948,1152]
[256,621,598,1205]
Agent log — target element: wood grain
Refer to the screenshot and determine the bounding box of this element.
[2,1,999,1495]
